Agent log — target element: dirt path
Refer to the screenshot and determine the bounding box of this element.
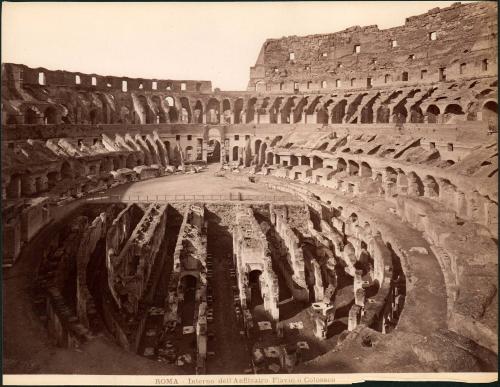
[205,214,251,374]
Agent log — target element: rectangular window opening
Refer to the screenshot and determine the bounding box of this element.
[38,72,46,85]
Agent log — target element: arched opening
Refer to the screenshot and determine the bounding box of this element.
[360,162,372,177]
[60,104,72,124]
[180,108,189,123]
[24,107,39,124]
[443,104,465,123]
[44,106,58,124]
[254,139,262,157]
[409,105,424,123]
[207,139,221,163]
[248,270,263,308]
[312,156,323,169]
[424,175,440,197]
[331,100,347,123]
[246,98,257,124]
[232,146,239,162]
[171,144,183,166]
[293,97,308,123]
[426,105,440,123]
[6,174,22,199]
[348,160,359,176]
[376,105,390,123]
[144,138,160,165]
[97,94,112,124]
[281,98,295,124]
[337,158,347,172]
[392,103,407,124]
[35,176,45,193]
[163,141,171,162]
[155,140,167,167]
[101,158,114,173]
[152,96,166,123]
[269,97,283,124]
[119,106,131,124]
[47,171,59,189]
[179,97,192,123]
[482,101,498,130]
[206,98,220,124]
[300,155,309,166]
[185,146,194,162]
[61,161,73,179]
[385,167,397,183]
[137,96,153,124]
[408,172,424,196]
[193,100,203,124]
[125,153,136,169]
[290,155,299,166]
[259,143,267,166]
[89,109,100,125]
[233,98,244,124]
[222,99,231,124]
[165,96,178,122]
[360,103,374,123]
[317,108,329,124]
[266,152,274,165]
[112,158,120,171]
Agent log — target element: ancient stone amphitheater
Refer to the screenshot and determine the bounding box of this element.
[2,1,498,376]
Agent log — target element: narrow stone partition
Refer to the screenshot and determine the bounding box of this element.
[162,204,208,373]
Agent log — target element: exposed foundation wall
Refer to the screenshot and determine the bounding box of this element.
[164,205,190,327]
[270,205,309,301]
[107,203,168,314]
[241,171,496,352]
[233,207,280,326]
[397,196,498,353]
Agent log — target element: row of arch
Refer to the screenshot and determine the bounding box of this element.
[10,90,497,127]
[259,149,495,228]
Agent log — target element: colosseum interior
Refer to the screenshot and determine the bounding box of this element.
[2,1,498,377]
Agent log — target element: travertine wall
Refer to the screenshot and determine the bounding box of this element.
[248,2,497,91]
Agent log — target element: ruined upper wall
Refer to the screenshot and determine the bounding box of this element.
[248,2,498,91]
[2,63,212,93]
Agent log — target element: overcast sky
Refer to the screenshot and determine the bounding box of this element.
[2,1,467,90]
